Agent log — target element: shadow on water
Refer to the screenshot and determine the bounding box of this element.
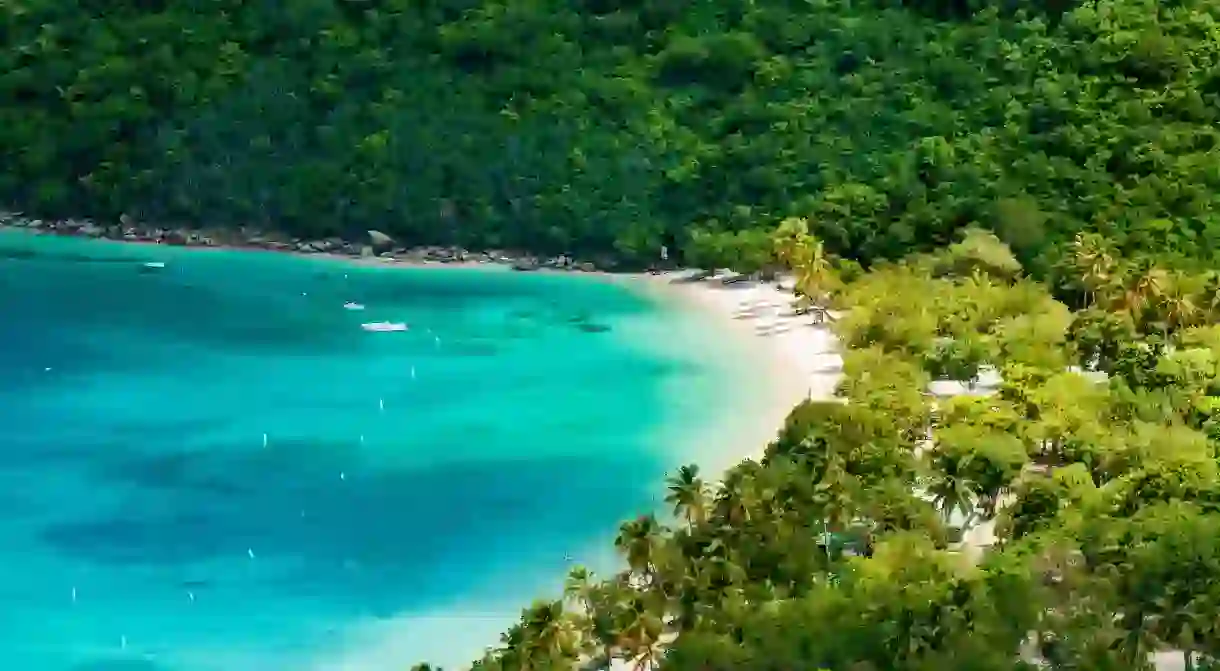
[71,659,168,671]
[446,339,500,357]
[37,436,651,607]
[0,246,150,266]
[92,449,254,497]
[0,419,222,472]
[0,234,672,656]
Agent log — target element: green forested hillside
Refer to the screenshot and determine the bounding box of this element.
[11,2,1220,669]
[4,0,1220,268]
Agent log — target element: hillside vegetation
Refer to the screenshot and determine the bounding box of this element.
[430,227,1220,671]
[10,1,1220,667]
[4,0,1220,271]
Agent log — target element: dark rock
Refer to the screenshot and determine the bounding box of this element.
[367,229,394,251]
[592,255,620,271]
[0,213,632,275]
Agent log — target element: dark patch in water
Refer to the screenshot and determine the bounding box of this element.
[0,418,223,472]
[576,323,611,333]
[90,437,362,498]
[71,658,168,671]
[96,451,203,486]
[450,340,500,356]
[0,247,147,266]
[89,450,255,498]
[38,446,655,606]
[0,248,36,261]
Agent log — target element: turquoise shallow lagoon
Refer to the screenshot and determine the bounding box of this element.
[0,230,758,670]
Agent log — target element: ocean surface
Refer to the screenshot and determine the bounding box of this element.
[0,230,761,670]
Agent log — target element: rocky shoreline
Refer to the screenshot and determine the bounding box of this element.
[0,212,618,273]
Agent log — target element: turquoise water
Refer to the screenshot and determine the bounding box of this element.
[0,231,752,670]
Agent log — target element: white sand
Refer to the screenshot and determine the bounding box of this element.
[638,270,1017,560]
[600,267,840,671]
[638,269,843,471]
[621,271,1190,671]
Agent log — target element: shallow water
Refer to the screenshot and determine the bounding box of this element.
[0,231,754,670]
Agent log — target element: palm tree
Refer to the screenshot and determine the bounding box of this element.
[815,456,858,566]
[564,566,594,612]
[520,600,582,669]
[1196,271,1220,322]
[664,464,709,528]
[714,463,764,527]
[497,622,530,669]
[615,515,665,584]
[616,594,666,671]
[577,578,631,671]
[771,216,811,267]
[794,236,836,308]
[1158,272,1201,334]
[1119,260,1169,327]
[1070,232,1118,307]
[925,449,979,536]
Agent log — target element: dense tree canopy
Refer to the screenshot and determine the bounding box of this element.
[11,0,1220,666]
[5,0,1220,271]
[424,231,1220,670]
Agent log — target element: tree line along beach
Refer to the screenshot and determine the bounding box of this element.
[5,0,1220,668]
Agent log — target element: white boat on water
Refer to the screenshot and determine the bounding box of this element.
[143,261,165,269]
[343,302,365,310]
[361,321,408,332]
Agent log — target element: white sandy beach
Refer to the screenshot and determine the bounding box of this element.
[638,269,843,473]
[629,272,1200,671]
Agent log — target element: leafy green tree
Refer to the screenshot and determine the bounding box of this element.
[444,237,1220,670]
[926,422,1028,528]
[665,465,710,529]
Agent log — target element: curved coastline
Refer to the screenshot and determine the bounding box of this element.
[0,228,837,669]
[625,270,842,475]
[309,271,841,670]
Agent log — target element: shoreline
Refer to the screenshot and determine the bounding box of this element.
[0,214,628,273]
[2,222,841,476]
[630,270,843,475]
[3,220,842,668]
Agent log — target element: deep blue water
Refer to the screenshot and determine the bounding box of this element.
[0,231,752,670]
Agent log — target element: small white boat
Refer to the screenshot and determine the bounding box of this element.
[361,321,408,332]
[343,302,365,311]
[143,261,165,269]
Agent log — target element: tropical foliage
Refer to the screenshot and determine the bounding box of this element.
[425,231,1220,670]
[12,0,1220,666]
[5,0,1220,272]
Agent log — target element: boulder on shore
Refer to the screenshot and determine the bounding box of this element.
[367,229,394,251]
